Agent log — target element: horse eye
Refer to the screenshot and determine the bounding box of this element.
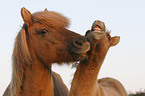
[41,29,49,34]
[107,34,111,40]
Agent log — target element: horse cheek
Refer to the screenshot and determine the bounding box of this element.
[34,40,56,65]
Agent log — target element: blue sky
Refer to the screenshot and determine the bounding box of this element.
[0,0,145,95]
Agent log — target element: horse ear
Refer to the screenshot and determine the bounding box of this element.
[110,36,120,46]
[44,8,49,12]
[85,30,91,36]
[21,7,33,26]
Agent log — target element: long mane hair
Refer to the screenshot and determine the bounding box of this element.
[11,25,32,95]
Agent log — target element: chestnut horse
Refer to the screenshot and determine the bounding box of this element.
[3,8,90,96]
[70,20,127,96]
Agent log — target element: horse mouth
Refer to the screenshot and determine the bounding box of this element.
[71,52,88,61]
[71,39,90,61]
[93,25,102,31]
[91,20,106,32]
[86,20,106,40]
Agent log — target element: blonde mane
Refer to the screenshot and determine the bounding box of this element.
[32,10,70,29]
[11,26,32,95]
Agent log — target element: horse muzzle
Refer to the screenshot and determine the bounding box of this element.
[86,20,106,41]
[70,37,90,61]
[71,37,90,54]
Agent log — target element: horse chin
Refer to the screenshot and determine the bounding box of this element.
[72,52,88,61]
[71,46,90,61]
[70,36,90,61]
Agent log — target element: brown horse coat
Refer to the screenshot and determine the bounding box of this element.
[70,20,127,96]
[3,8,90,96]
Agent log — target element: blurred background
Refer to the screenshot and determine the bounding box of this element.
[0,0,145,95]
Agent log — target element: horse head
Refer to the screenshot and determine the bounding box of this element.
[19,7,90,66]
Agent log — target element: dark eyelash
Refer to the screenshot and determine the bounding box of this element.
[41,29,49,34]
[107,33,111,40]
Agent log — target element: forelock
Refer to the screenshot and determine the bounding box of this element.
[32,11,70,29]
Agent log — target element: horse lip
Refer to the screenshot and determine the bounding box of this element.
[92,31,105,40]
[91,25,102,32]
[86,30,105,41]
[91,20,106,32]
[92,30,104,34]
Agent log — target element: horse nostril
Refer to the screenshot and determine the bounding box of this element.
[73,39,84,48]
[75,40,83,46]
[71,38,90,54]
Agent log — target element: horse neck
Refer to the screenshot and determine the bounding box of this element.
[11,31,54,96]
[70,44,108,96]
[25,61,54,96]
[70,61,101,96]
[12,58,54,96]
[12,46,54,95]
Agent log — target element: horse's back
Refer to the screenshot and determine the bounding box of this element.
[52,72,69,96]
[98,77,127,96]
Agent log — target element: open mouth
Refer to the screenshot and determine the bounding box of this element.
[92,25,102,31]
[91,20,106,32]
[86,20,105,40]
